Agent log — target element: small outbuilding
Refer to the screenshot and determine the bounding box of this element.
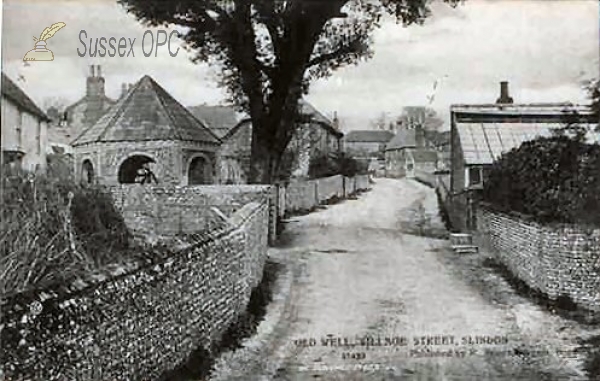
[71,75,221,186]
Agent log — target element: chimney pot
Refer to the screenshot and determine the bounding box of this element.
[496,81,514,104]
[89,65,95,77]
[96,65,102,78]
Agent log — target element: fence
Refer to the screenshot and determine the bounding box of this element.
[280,174,371,216]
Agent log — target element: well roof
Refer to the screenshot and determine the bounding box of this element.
[72,75,220,146]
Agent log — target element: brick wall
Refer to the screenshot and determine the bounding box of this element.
[477,206,600,312]
[0,201,269,381]
[108,184,272,239]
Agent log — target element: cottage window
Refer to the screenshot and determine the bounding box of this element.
[36,121,42,154]
[16,110,23,147]
[467,166,483,188]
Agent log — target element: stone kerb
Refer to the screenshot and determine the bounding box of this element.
[476,205,600,313]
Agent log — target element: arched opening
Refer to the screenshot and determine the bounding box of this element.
[118,155,157,184]
[81,160,94,184]
[188,156,211,185]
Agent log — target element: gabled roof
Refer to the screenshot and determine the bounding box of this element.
[1,72,50,122]
[344,130,394,143]
[72,75,220,146]
[300,100,343,137]
[188,104,240,138]
[220,99,343,140]
[385,129,417,151]
[456,122,599,165]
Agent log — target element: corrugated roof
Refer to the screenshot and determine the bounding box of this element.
[345,130,394,143]
[456,122,599,165]
[72,75,220,146]
[187,104,240,138]
[1,72,50,121]
[385,129,417,150]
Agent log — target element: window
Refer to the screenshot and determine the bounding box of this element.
[467,166,483,188]
[16,110,23,147]
[36,121,42,154]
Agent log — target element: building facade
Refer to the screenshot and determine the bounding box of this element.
[1,72,50,172]
[448,81,598,230]
[63,65,116,141]
[343,130,394,160]
[385,127,438,178]
[72,75,221,186]
[215,100,343,184]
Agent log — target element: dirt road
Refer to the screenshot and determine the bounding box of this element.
[212,178,596,381]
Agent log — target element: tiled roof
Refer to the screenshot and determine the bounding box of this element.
[385,129,417,150]
[72,76,220,146]
[344,130,394,143]
[456,122,599,165]
[299,100,343,137]
[187,104,240,138]
[1,72,50,121]
[220,99,342,140]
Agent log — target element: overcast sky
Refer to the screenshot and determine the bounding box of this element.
[1,0,598,131]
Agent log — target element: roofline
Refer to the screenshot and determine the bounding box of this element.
[450,103,591,113]
[65,94,116,113]
[1,73,51,122]
[223,116,344,140]
[72,138,222,147]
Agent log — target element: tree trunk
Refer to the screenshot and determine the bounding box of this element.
[249,129,278,184]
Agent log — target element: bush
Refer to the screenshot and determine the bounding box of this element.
[308,152,367,179]
[482,136,600,226]
[0,167,132,294]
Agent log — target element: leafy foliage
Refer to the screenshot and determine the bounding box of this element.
[482,136,600,226]
[0,168,132,294]
[308,151,366,179]
[118,0,461,183]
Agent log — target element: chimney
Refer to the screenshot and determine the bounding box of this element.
[86,65,105,98]
[496,81,513,104]
[332,111,339,130]
[120,83,128,98]
[415,124,425,148]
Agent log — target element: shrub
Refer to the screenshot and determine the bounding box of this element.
[0,167,131,294]
[482,135,600,226]
[307,152,367,179]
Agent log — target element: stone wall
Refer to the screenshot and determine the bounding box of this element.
[109,184,272,239]
[0,201,269,381]
[477,205,600,312]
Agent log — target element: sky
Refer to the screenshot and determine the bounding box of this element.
[1,0,598,132]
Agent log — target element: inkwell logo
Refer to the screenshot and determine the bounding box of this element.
[23,22,66,61]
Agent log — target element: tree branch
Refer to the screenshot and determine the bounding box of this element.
[307,37,365,68]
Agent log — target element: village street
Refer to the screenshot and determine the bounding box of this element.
[210,178,597,381]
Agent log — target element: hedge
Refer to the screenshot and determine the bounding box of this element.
[482,135,600,226]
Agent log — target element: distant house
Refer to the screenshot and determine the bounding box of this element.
[448,81,598,230]
[71,75,221,185]
[1,72,51,172]
[343,130,394,160]
[216,99,343,183]
[188,104,242,139]
[63,65,116,141]
[384,127,438,178]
